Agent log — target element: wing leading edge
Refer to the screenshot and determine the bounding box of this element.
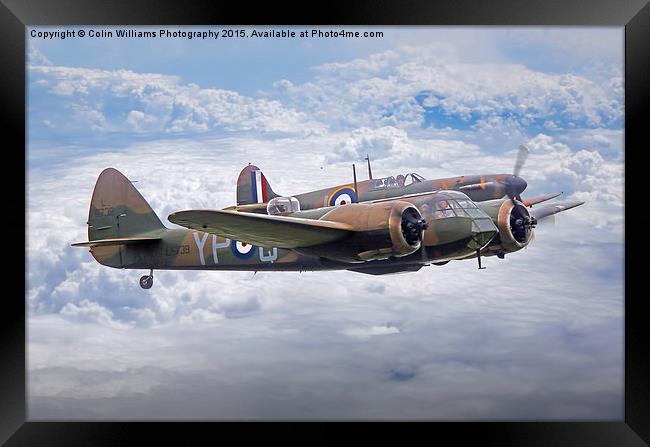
[530,200,585,221]
[168,209,354,248]
[71,236,162,247]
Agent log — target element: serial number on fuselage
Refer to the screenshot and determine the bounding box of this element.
[165,245,190,256]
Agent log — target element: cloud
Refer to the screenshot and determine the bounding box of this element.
[263,45,622,138]
[26,28,623,420]
[26,134,623,419]
[28,66,325,138]
[28,285,623,419]
[327,126,411,162]
[343,324,400,340]
[521,134,624,215]
[28,46,52,66]
[26,131,623,325]
[29,38,622,149]
[59,299,125,328]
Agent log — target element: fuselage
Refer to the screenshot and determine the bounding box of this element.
[235,173,513,214]
[90,190,498,272]
[294,173,513,210]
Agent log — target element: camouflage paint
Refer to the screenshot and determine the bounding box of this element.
[232,164,519,214]
[75,167,583,279]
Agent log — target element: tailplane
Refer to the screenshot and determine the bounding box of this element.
[72,168,166,269]
[236,165,279,206]
[79,168,166,243]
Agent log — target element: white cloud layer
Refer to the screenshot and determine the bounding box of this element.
[29,38,623,156]
[263,45,622,136]
[26,29,623,419]
[29,66,325,136]
[27,133,623,419]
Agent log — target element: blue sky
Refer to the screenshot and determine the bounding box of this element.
[27,26,624,420]
[29,26,395,95]
[29,27,622,92]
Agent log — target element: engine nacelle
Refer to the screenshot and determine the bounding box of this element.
[314,200,428,262]
[386,202,427,259]
[489,199,536,254]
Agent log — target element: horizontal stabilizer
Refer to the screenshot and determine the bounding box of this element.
[530,200,585,221]
[71,236,162,247]
[168,209,354,248]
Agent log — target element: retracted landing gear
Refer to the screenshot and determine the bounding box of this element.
[139,269,154,289]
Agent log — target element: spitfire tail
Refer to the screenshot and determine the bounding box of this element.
[87,168,166,242]
[236,165,279,206]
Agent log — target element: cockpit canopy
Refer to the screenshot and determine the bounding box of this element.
[431,190,490,219]
[369,172,425,190]
[267,196,301,215]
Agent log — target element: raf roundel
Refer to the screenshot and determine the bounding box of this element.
[231,240,256,259]
[328,186,357,207]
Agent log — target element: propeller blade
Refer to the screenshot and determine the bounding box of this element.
[505,175,527,205]
[513,144,529,177]
[526,231,536,247]
[500,144,530,205]
[421,244,429,264]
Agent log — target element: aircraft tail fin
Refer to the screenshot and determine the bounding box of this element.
[84,168,166,243]
[236,165,279,206]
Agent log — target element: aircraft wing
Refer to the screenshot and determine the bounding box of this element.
[530,200,585,221]
[168,209,354,248]
[347,264,425,275]
[523,192,562,207]
[71,236,162,247]
[221,203,269,214]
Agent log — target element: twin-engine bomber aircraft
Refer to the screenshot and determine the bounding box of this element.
[72,146,584,289]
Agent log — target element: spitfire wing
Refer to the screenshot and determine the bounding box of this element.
[530,200,585,221]
[168,209,354,248]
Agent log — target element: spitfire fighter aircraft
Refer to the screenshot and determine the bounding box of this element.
[232,151,531,212]
[72,146,584,288]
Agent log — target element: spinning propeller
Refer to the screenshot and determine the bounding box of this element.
[502,144,537,232]
[501,144,530,205]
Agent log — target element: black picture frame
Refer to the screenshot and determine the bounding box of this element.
[3,0,647,444]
